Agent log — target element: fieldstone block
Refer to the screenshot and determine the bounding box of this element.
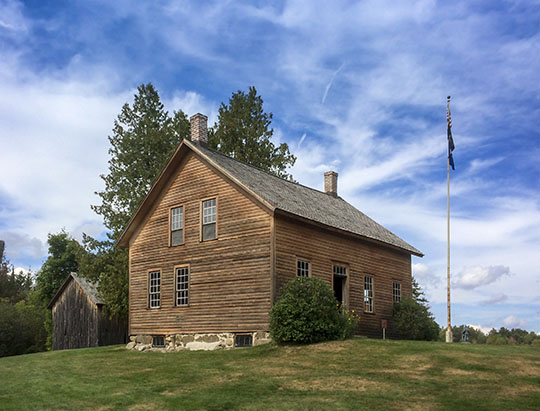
[135,335,152,345]
[126,341,136,350]
[195,334,220,343]
[185,341,224,351]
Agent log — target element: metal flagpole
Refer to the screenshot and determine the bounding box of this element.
[446,96,453,343]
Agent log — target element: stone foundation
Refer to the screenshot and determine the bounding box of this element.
[126,332,271,352]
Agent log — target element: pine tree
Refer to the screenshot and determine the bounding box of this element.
[209,86,296,179]
[92,83,189,238]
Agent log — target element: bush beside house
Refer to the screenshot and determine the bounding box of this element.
[270,277,358,343]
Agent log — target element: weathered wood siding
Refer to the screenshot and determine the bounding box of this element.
[51,279,128,350]
[51,280,99,350]
[98,308,128,346]
[274,214,412,339]
[129,152,273,335]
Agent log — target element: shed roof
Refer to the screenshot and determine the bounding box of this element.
[117,139,422,256]
[47,273,104,309]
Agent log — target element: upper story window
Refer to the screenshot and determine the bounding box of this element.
[176,266,189,306]
[364,275,374,313]
[297,259,310,277]
[202,198,217,241]
[170,206,184,246]
[393,281,401,303]
[149,270,161,308]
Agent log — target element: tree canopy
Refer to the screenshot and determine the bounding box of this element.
[36,231,81,306]
[84,84,296,318]
[209,86,296,179]
[92,83,190,239]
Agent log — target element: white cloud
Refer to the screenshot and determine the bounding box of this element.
[503,315,528,329]
[164,91,218,126]
[412,262,440,289]
[0,232,45,261]
[468,324,492,335]
[13,266,31,276]
[481,293,508,305]
[0,0,28,32]
[453,265,510,290]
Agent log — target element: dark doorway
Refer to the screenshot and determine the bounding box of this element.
[334,275,344,303]
[333,265,347,305]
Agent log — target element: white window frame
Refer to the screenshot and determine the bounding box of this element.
[297,259,310,277]
[393,281,401,303]
[201,197,217,241]
[170,205,184,246]
[364,275,374,313]
[149,270,161,309]
[175,265,189,306]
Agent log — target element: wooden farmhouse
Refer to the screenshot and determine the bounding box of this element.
[118,114,423,350]
[48,273,128,350]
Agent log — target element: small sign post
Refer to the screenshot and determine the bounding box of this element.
[381,319,387,340]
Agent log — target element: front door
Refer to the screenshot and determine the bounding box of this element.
[333,265,348,306]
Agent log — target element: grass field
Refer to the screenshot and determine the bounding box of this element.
[1,339,539,410]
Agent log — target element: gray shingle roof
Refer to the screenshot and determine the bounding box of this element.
[71,273,104,305]
[194,142,422,256]
[47,272,104,309]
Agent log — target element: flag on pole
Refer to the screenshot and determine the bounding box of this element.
[447,96,455,170]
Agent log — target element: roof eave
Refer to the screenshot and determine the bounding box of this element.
[274,209,423,257]
[117,139,276,248]
[47,272,75,309]
[116,140,191,248]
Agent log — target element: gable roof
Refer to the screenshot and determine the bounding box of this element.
[118,139,422,256]
[47,272,104,309]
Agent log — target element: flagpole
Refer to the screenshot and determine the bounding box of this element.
[446,96,453,343]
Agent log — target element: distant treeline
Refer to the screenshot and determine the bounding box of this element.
[441,325,540,345]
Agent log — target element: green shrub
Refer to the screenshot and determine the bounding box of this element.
[270,277,357,343]
[392,297,439,341]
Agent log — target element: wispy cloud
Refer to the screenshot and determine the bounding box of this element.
[0,0,539,332]
[453,265,510,290]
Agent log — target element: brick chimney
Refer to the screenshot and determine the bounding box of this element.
[324,171,338,197]
[190,113,208,146]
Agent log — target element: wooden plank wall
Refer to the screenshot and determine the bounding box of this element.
[274,214,412,339]
[97,308,128,346]
[51,280,99,350]
[129,152,273,336]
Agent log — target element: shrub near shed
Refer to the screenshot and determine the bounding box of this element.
[270,277,357,343]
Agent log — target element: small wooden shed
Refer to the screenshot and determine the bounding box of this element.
[47,273,127,350]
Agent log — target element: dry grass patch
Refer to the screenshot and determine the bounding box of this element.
[128,403,159,410]
[286,376,387,392]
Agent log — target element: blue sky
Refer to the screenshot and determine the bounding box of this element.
[1,0,539,333]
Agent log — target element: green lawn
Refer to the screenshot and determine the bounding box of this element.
[1,339,539,410]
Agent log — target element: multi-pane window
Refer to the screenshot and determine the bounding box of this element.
[176,266,189,306]
[149,270,161,308]
[333,265,347,277]
[364,275,374,313]
[171,206,184,246]
[202,198,217,241]
[152,336,165,347]
[297,259,310,277]
[393,281,401,303]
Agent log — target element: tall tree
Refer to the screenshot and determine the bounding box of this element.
[88,84,296,317]
[87,84,189,318]
[412,276,429,306]
[209,86,296,179]
[35,231,82,349]
[0,253,32,304]
[36,231,81,305]
[92,83,190,238]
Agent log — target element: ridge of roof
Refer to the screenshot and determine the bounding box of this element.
[193,141,337,197]
[118,138,422,256]
[47,272,104,309]
[191,141,423,256]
